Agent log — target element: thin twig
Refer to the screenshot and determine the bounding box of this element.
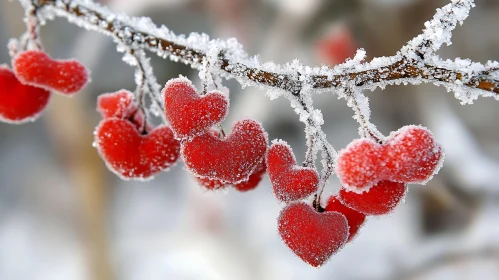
[26,1,43,50]
[303,130,316,168]
[344,87,385,143]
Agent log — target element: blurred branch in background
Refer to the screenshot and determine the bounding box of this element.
[393,246,499,280]
[45,94,113,280]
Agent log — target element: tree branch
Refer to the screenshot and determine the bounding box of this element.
[31,0,499,101]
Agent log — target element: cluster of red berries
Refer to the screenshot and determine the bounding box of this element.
[165,78,268,191]
[272,126,443,267]
[0,49,445,269]
[95,90,180,179]
[95,77,269,192]
[0,50,88,123]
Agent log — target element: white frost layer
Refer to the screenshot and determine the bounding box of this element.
[31,0,497,108]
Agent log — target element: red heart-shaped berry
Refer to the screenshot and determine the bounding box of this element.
[0,66,50,123]
[278,202,349,267]
[182,119,268,184]
[163,77,229,139]
[193,130,229,190]
[336,125,443,191]
[95,118,180,180]
[97,90,147,131]
[339,181,407,215]
[97,90,135,119]
[267,141,319,202]
[13,50,89,95]
[325,196,366,242]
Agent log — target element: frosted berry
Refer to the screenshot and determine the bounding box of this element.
[336,125,443,191]
[97,90,135,119]
[96,90,147,131]
[267,141,319,202]
[13,50,89,95]
[193,130,229,190]
[336,139,382,191]
[182,119,268,184]
[385,126,443,183]
[339,181,407,215]
[163,77,229,139]
[325,196,366,242]
[95,118,180,180]
[0,66,50,123]
[278,202,349,267]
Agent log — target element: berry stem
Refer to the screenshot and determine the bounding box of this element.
[129,49,167,124]
[345,87,385,143]
[217,124,226,139]
[129,49,149,133]
[303,131,316,168]
[201,57,212,95]
[288,89,336,207]
[26,1,43,50]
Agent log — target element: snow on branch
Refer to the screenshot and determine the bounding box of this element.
[30,0,499,104]
[403,0,475,56]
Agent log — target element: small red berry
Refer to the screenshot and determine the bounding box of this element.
[95,118,180,180]
[385,126,444,184]
[97,90,135,119]
[0,66,50,123]
[193,130,229,191]
[316,25,357,66]
[335,139,382,191]
[96,90,147,131]
[325,196,366,242]
[336,125,443,191]
[163,77,229,139]
[182,119,268,184]
[13,50,89,95]
[267,141,319,202]
[278,202,349,267]
[339,181,407,215]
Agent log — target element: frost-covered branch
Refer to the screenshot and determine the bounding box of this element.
[403,0,475,56]
[29,0,499,104]
[128,49,165,121]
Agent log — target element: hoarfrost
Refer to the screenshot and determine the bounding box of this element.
[30,0,497,110]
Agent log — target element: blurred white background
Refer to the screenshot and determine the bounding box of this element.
[0,0,499,279]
